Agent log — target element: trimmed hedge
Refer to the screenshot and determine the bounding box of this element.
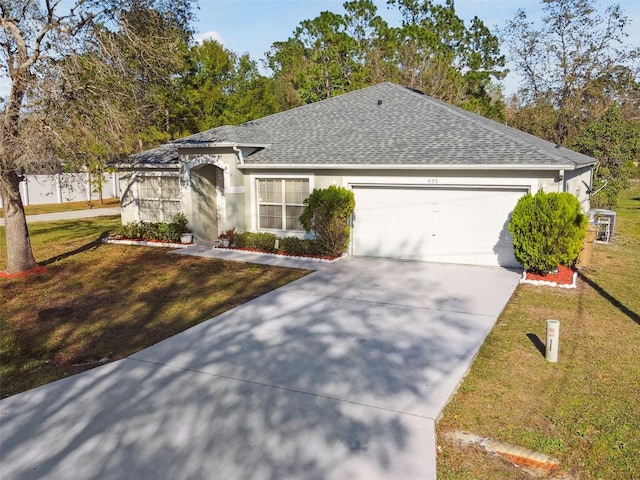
[233,232,279,252]
[116,213,187,243]
[232,232,333,257]
[508,191,588,273]
[279,236,327,256]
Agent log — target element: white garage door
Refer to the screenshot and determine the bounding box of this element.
[352,185,527,267]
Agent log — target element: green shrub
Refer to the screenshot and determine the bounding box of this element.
[233,231,278,252]
[279,237,330,257]
[233,231,249,248]
[119,222,144,239]
[306,239,328,256]
[299,185,355,257]
[279,236,308,255]
[155,222,180,242]
[508,191,588,273]
[172,213,188,233]
[117,218,182,243]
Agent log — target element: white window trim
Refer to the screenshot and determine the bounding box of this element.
[249,173,314,234]
[134,172,181,223]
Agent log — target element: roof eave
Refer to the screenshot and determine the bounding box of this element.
[238,163,578,171]
[116,163,180,170]
[175,142,271,149]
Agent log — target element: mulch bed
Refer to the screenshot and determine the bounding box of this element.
[520,265,577,288]
[215,245,345,263]
[102,237,190,248]
[217,245,340,261]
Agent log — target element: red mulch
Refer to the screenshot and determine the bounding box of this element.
[0,266,48,279]
[524,265,576,285]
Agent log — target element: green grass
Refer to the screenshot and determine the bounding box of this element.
[437,182,640,479]
[0,198,119,218]
[0,216,309,398]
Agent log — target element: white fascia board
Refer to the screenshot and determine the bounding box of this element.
[238,163,575,171]
[115,163,179,170]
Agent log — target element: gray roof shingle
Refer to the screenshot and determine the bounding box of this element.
[128,144,178,167]
[131,82,596,169]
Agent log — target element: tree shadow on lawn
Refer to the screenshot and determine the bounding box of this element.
[578,271,640,326]
[1,243,308,397]
[0,260,496,478]
[40,232,110,266]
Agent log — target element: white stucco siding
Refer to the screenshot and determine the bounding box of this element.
[118,171,137,224]
[564,166,593,213]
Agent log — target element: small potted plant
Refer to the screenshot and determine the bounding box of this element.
[173,213,193,244]
[180,229,193,244]
[218,228,235,248]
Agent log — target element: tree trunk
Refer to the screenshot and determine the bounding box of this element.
[1,169,38,273]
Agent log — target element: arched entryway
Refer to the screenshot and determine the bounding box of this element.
[181,155,229,242]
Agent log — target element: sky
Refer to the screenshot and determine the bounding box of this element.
[192,0,640,95]
[1,0,639,99]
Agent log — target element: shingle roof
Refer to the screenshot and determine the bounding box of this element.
[131,82,596,169]
[128,144,178,167]
[172,124,270,145]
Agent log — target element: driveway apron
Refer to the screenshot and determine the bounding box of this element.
[0,257,520,479]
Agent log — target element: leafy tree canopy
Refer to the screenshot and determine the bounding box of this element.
[502,0,640,145]
[266,0,506,120]
[1,0,196,273]
[572,104,640,209]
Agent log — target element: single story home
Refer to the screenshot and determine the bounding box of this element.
[118,82,596,267]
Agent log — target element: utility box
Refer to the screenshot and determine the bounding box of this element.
[546,320,560,363]
[589,209,616,243]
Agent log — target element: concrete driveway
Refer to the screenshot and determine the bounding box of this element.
[0,257,520,479]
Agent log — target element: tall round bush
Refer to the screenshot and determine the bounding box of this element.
[508,191,588,273]
[299,185,355,258]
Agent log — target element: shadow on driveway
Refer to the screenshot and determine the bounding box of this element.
[0,258,520,479]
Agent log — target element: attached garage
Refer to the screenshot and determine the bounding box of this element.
[352,185,529,267]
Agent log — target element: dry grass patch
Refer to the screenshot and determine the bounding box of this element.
[0,216,309,398]
[437,184,640,479]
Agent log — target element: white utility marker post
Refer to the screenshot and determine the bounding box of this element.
[546,319,560,362]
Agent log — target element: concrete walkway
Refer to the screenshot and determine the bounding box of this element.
[0,256,521,479]
[0,208,120,226]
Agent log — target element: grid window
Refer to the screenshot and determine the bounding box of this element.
[139,177,160,199]
[286,205,304,230]
[162,178,180,199]
[139,199,160,222]
[257,178,309,232]
[137,175,181,222]
[259,204,283,229]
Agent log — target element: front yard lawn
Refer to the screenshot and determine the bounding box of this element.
[437,183,640,479]
[0,216,309,398]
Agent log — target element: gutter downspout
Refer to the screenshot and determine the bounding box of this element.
[232,144,244,166]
